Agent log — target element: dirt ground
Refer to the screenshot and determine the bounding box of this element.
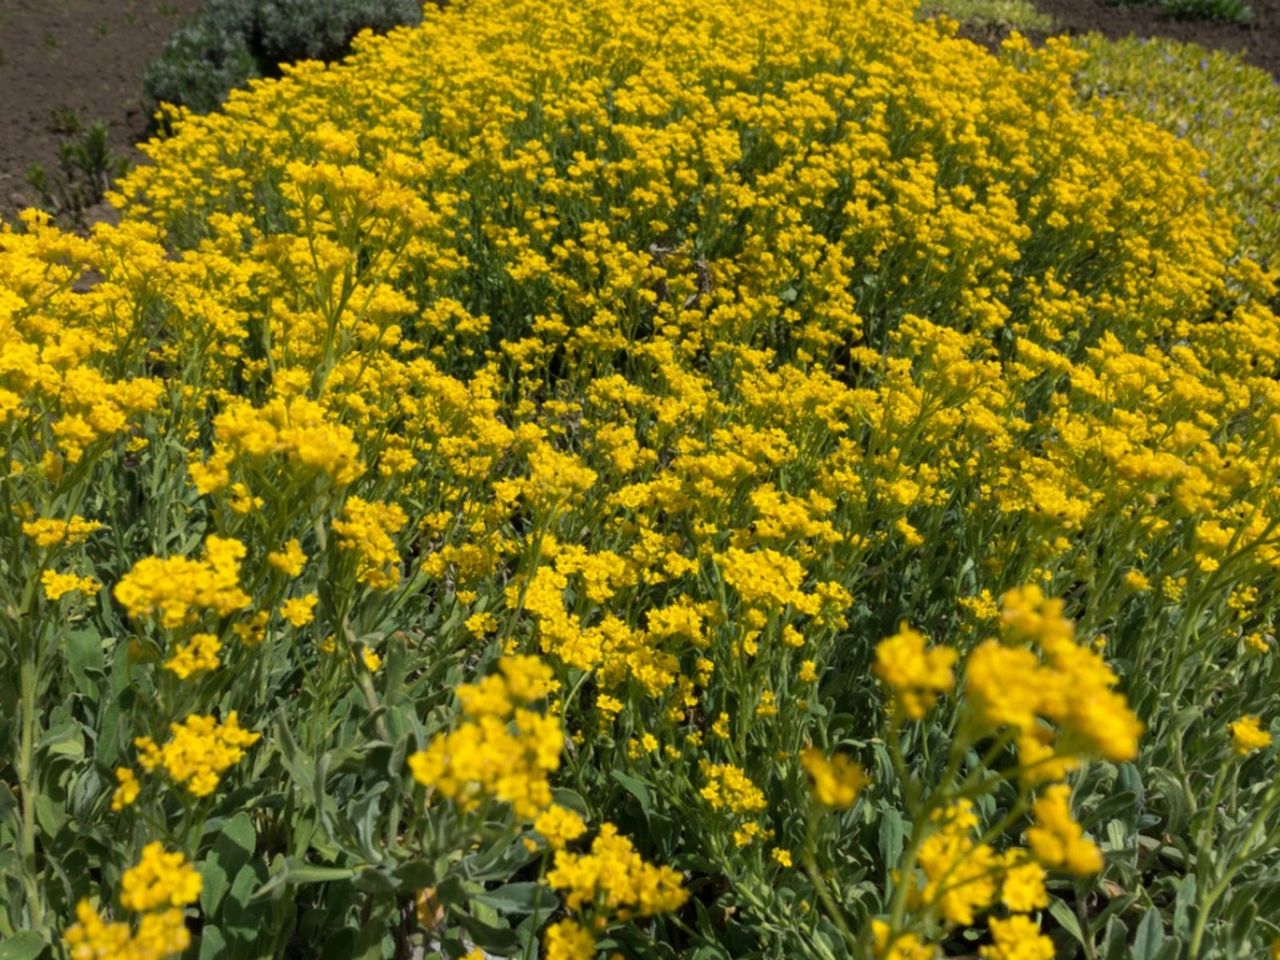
[0,0,201,221]
[1031,0,1280,74]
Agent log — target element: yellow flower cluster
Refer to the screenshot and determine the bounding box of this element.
[331,497,407,589]
[119,843,203,912]
[63,845,200,960]
[699,762,767,815]
[6,0,1280,951]
[134,712,261,797]
[981,914,1054,960]
[966,587,1144,773]
[1229,715,1272,755]
[873,624,958,719]
[189,394,364,494]
[163,632,221,679]
[41,569,101,601]
[1024,784,1104,876]
[408,656,562,818]
[800,748,870,809]
[546,823,689,919]
[22,516,103,548]
[114,536,250,629]
[542,919,598,960]
[910,800,1048,927]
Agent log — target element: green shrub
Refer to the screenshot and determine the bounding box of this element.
[1162,0,1252,21]
[143,14,261,115]
[921,0,1049,30]
[144,0,424,114]
[1076,33,1280,269]
[918,0,1055,30]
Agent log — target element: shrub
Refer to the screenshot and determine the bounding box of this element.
[1162,0,1252,21]
[1076,33,1280,268]
[143,0,423,113]
[919,0,1055,30]
[4,1,1280,958]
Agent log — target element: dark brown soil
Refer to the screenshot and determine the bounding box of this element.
[965,0,1280,75]
[0,0,201,222]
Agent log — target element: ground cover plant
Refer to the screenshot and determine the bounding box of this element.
[143,0,424,114]
[2,0,1280,958]
[1075,34,1280,269]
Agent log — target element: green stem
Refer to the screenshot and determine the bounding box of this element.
[17,656,44,930]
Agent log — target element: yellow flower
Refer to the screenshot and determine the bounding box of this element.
[114,536,250,629]
[547,823,687,917]
[111,767,140,811]
[700,762,767,814]
[41,569,101,601]
[771,848,793,867]
[1123,569,1151,592]
[534,804,588,850]
[332,497,407,589]
[134,712,260,798]
[998,850,1048,912]
[23,516,103,548]
[914,800,1000,925]
[1229,715,1272,755]
[267,538,308,577]
[873,623,956,719]
[543,919,596,960]
[281,594,318,627]
[981,915,1054,960]
[164,632,221,679]
[870,919,935,960]
[63,900,189,960]
[119,843,202,913]
[409,659,564,819]
[800,748,869,809]
[1025,785,1103,875]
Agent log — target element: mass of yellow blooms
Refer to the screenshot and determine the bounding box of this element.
[2,0,1278,955]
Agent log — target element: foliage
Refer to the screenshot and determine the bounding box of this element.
[919,0,1055,30]
[143,0,423,114]
[1160,0,1252,21]
[1109,0,1251,21]
[3,1,1280,958]
[1075,34,1280,270]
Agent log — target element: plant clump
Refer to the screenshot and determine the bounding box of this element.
[2,0,1279,957]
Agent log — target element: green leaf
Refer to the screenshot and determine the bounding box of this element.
[454,909,519,954]
[1133,907,1165,960]
[320,929,357,960]
[877,807,904,881]
[472,881,553,914]
[224,861,272,958]
[393,858,435,890]
[1048,897,1086,950]
[1103,916,1130,960]
[198,926,228,960]
[252,861,356,899]
[64,628,106,699]
[610,769,653,814]
[0,931,48,960]
[201,812,256,915]
[1172,874,1196,938]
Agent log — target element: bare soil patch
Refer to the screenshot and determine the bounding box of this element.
[0,0,201,222]
[961,0,1280,74]
[1038,0,1279,73]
